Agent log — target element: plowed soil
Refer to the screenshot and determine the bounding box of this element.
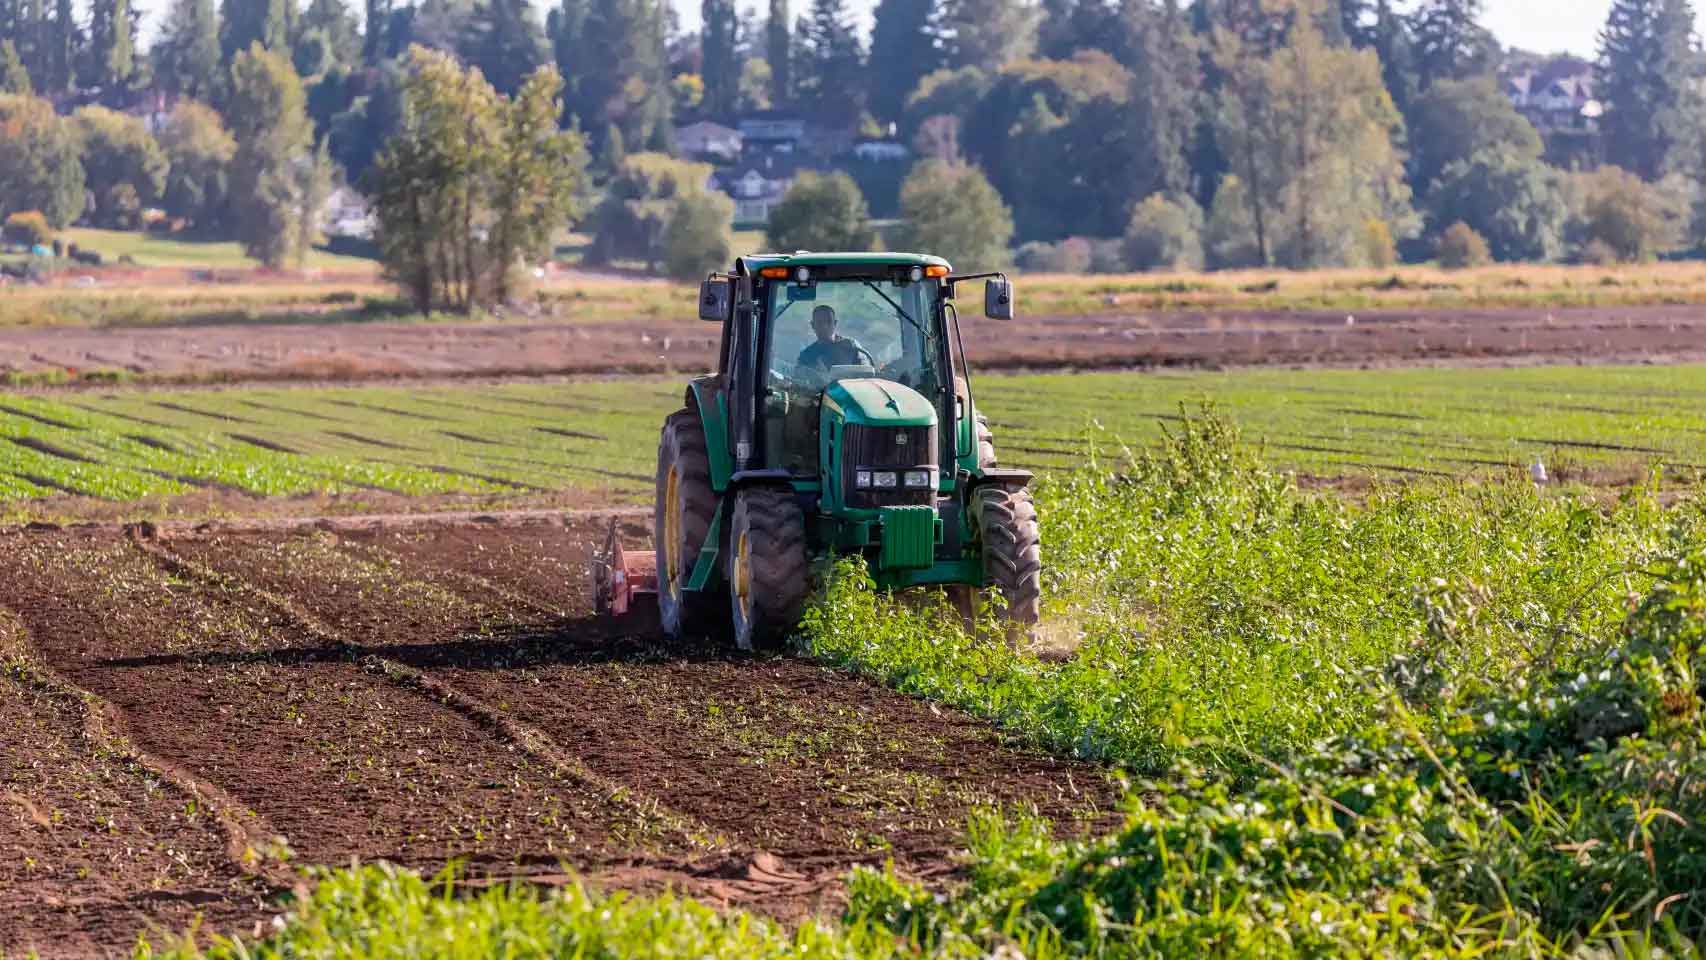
[0,515,1116,958]
[7,303,1706,387]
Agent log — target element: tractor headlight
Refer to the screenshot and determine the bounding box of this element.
[855,470,872,489]
[872,471,898,489]
[903,469,932,489]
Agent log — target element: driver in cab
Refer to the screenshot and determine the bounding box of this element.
[796,305,871,370]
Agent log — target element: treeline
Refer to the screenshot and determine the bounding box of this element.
[4,0,1705,281]
[0,44,331,269]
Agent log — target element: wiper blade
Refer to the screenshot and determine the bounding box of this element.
[860,280,927,338]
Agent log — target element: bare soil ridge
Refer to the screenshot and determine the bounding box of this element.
[6,304,1706,388]
[0,515,1118,957]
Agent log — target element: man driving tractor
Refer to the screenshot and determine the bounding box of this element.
[796,305,873,370]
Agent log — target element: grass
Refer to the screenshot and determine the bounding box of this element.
[3,364,1706,516]
[12,254,1706,331]
[51,228,382,272]
[145,411,1706,958]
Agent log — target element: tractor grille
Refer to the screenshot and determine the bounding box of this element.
[843,423,937,508]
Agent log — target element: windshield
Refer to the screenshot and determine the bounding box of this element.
[766,279,941,392]
[761,277,945,473]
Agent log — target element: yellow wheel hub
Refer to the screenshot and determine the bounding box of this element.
[733,530,753,623]
[664,464,682,598]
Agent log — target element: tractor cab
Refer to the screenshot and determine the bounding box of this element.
[596,251,1037,651]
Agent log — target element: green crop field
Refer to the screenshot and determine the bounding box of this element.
[3,363,1706,514]
[148,411,1706,959]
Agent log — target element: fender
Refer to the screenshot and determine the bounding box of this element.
[685,378,734,492]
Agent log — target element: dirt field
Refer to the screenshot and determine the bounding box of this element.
[0,513,1116,957]
[6,303,1706,386]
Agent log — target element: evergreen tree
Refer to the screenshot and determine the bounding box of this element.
[466,0,546,96]
[1410,0,1495,88]
[87,0,136,100]
[799,0,862,114]
[363,0,391,63]
[222,0,292,61]
[296,0,362,73]
[0,40,31,94]
[578,0,669,150]
[47,0,74,93]
[548,0,589,116]
[1598,0,1704,180]
[701,0,738,115]
[939,0,1035,71]
[867,0,938,124]
[765,0,789,104]
[155,0,222,99]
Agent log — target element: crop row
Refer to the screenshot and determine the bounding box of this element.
[3,364,1705,512]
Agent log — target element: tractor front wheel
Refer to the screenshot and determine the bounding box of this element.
[726,486,810,651]
[655,409,721,638]
[973,484,1042,634]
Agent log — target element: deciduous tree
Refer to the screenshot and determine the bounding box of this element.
[225,44,318,267]
[892,159,1013,268]
[72,106,169,227]
[0,94,84,228]
[158,99,238,226]
[588,151,712,270]
[374,47,587,308]
[1428,147,1567,262]
[664,190,734,280]
[1406,74,1540,191]
[766,171,874,251]
[0,40,31,94]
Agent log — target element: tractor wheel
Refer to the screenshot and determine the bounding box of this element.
[973,484,1041,635]
[726,486,810,651]
[976,413,997,468]
[655,409,721,638]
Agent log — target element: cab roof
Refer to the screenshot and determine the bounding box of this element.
[738,252,952,273]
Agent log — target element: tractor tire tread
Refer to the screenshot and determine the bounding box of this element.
[656,408,720,636]
[732,486,810,649]
[975,485,1041,627]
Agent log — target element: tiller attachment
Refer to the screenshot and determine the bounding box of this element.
[592,519,657,616]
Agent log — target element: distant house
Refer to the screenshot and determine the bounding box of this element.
[324,186,373,238]
[1506,66,1602,132]
[852,139,909,163]
[714,150,806,226]
[675,121,742,162]
[738,111,808,149]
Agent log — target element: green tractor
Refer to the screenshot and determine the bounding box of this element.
[594,252,1039,650]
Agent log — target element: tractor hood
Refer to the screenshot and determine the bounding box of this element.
[822,379,937,427]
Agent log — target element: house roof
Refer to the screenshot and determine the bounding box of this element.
[676,120,740,139]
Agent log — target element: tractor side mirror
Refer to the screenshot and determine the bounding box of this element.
[984,277,1015,320]
[699,278,731,322]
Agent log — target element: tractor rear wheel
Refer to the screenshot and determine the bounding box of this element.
[973,484,1041,634]
[726,486,810,651]
[976,413,997,468]
[655,409,721,638]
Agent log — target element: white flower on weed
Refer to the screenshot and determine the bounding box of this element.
[271,915,286,931]
[1483,711,1497,728]
[1575,673,1589,689]
[1599,669,1612,682]
[1361,783,1376,797]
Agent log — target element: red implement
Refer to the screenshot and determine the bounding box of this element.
[593,519,658,616]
